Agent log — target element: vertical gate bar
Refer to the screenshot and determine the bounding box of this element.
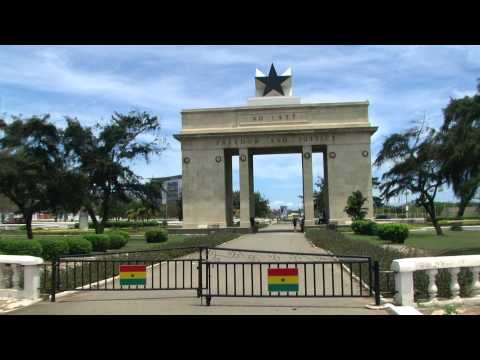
[65,261,69,290]
[183,261,185,289]
[136,260,139,290]
[190,260,193,289]
[286,264,289,297]
[277,264,281,297]
[73,262,77,289]
[167,260,170,289]
[81,261,84,289]
[207,263,211,297]
[331,263,335,296]
[233,263,237,296]
[242,263,245,296]
[313,263,316,296]
[175,261,177,289]
[112,261,115,289]
[304,263,307,296]
[56,261,60,291]
[50,258,57,302]
[104,261,107,289]
[96,261,99,289]
[215,263,218,295]
[89,262,92,290]
[322,263,325,296]
[225,264,228,295]
[159,259,162,289]
[65,260,70,290]
[359,263,363,296]
[259,264,262,296]
[294,264,298,296]
[250,264,254,296]
[374,261,381,305]
[368,259,373,296]
[340,262,344,296]
[349,263,353,296]
[197,248,202,297]
[151,261,154,289]
[267,264,271,295]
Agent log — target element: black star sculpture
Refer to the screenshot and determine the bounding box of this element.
[256,63,290,96]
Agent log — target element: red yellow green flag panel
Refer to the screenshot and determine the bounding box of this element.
[268,268,299,292]
[120,265,146,286]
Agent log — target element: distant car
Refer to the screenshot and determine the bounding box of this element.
[375,214,392,220]
[4,216,24,224]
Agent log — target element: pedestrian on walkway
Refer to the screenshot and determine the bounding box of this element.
[292,216,297,232]
[300,217,305,232]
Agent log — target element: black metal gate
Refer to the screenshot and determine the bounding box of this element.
[49,246,208,302]
[49,246,380,306]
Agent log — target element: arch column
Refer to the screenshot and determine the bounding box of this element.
[239,148,254,228]
[302,145,315,226]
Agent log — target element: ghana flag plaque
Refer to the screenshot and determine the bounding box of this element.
[268,268,299,292]
[120,265,146,286]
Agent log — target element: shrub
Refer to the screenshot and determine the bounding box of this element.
[351,220,378,235]
[304,228,473,301]
[0,239,42,257]
[377,223,409,243]
[66,238,92,255]
[108,230,130,240]
[145,229,168,243]
[38,238,70,260]
[108,232,129,249]
[450,223,463,231]
[83,234,111,252]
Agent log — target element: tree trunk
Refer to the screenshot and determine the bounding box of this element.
[457,202,467,218]
[424,203,443,236]
[23,210,34,239]
[86,205,100,233]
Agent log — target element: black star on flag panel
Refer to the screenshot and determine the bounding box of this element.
[256,64,291,96]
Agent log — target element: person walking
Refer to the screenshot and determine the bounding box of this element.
[292,216,297,232]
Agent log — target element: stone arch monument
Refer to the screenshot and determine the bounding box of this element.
[174,64,377,230]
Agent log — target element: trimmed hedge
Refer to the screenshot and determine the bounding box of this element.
[145,229,168,243]
[75,220,160,229]
[377,223,409,243]
[0,239,43,257]
[83,235,111,252]
[108,232,129,249]
[351,220,378,235]
[305,228,473,300]
[66,238,92,255]
[38,238,70,260]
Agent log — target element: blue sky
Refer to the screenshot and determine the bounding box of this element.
[1,45,479,209]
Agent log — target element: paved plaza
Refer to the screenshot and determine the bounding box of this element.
[7,224,388,315]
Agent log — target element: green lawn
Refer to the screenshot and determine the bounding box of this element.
[344,230,480,255]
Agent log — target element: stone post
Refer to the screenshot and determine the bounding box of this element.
[239,148,253,228]
[393,270,415,306]
[302,145,314,226]
[23,265,41,300]
[471,267,480,297]
[79,208,89,231]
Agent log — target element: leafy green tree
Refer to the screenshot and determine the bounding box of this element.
[314,176,328,221]
[439,80,480,217]
[63,111,166,233]
[375,120,445,235]
[0,115,67,238]
[344,190,368,221]
[232,191,271,218]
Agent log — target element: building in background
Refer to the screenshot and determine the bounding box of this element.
[151,175,182,219]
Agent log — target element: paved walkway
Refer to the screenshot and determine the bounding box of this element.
[7,224,387,315]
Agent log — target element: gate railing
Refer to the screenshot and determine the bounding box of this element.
[48,246,381,306]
